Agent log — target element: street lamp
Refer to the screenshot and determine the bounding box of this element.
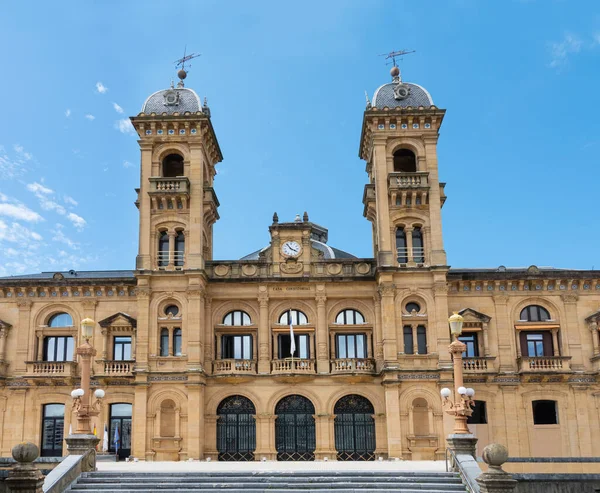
[71,318,104,436]
[440,312,475,435]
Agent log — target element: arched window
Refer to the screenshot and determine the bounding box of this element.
[174,230,185,267]
[275,395,316,461]
[223,310,252,326]
[412,227,424,263]
[158,231,169,267]
[405,302,421,314]
[48,313,73,327]
[334,395,376,461]
[393,149,416,173]
[520,305,551,322]
[162,153,184,177]
[396,228,407,263]
[217,395,256,461]
[278,310,308,325]
[173,328,182,356]
[335,309,365,325]
[165,305,179,317]
[532,400,558,425]
[160,328,169,357]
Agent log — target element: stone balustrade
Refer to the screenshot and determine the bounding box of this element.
[463,357,490,372]
[212,359,256,375]
[330,358,376,374]
[388,172,429,189]
[103,360,133,375]
[271,359,315,374]
[26,361,77,377]
[518,356,571,372]
[148,177,189,194]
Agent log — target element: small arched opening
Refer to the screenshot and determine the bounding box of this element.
[162,153,184,178]
[393,149,417,173]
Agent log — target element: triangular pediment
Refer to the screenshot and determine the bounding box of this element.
[585,310,600,323]
[98,312,137,329]
[0,319,12,330]
[458,308,491,324]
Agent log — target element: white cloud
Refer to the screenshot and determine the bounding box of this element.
[85,114,95,121]
[548,33,583,69]
[0,203,43,222]
[26,182,53,195]
[96,81,108,94]
[123,160,134,168]
[67,212,86,230]
[113,102,124,114]
[52,223,79,249]
[63,195,78,206]
[114,118,135,135]
[13,144,32,161]
[0,220,43,243]
[65,109,71,118]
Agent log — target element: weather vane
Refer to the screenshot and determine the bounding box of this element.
[379,49,415,67]
[174,47,201,86]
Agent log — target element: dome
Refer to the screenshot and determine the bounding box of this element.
[372,82,434,109]
[240,239,356,261]
[141,87,202,115]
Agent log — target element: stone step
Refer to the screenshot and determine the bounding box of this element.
[82,472,458,479]
[70,489,462,493]
[77,476,462,484]
[72,481,464,489]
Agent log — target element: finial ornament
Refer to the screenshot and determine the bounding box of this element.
[365,90,372,109]
[174,47,201,88]
[303,211,309,222]
[273,212,279,224]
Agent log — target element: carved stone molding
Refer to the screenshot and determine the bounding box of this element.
[137,288,151,299]
[378,283,395,297]
[16,300,32,309]
[81,299,98,309]
[280,261,303,274]
[315,295,327,306]
[561,293,579,303]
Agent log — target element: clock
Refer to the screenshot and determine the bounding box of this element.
[281,241,301,258]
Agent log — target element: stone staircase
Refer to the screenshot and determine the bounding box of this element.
[68,470,465,492]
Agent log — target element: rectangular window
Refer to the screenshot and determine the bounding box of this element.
[222,335,252,359]
[335,334,367,359]
[278,334,310,359]
[43,336,74,361]
[417,326,427,355]
[160,329,169,356]
[173,329,182,356]
[521,331,554,357]
[113,336,132,361]
[459,333,479,358]
[532,400,558,425]
[467,401,488,424]
[526,333,544,357]
[403,326,414,354]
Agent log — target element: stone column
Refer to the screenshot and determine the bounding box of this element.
[204,414,219,460]
[378,282,397,364]
[167,231,176,270]
[411,324,418,354]
[405,227,414,265]
[131,378,148,459]
[589,321,599,356]
[314,414,336,460]
[257,288,270,374]
[383,380,402,458]
[204,297,213,369]
[186,288,204,368]
[373,294,384,371]
[254,414,277,460]
[482,322,490,357]
[0,325,9,361]
[315,294,328,374]
[373,140,393,266]
[186,380,204,459]
[5,443,44,493]
[476,444,517,493]
[562,293,582,370]
[16,300,32,372]
[552,329,560,357]
[101,329,109,360]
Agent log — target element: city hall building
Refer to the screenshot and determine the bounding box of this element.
[0,66,599,462]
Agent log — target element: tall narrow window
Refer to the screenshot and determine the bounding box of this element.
[403,326,414,354]
[113,336,132,360]
[520,331,553,357]
[412,227,424,263]
[173,328,182,356]
[44,336,74,361]
[158,231,169,267]
[459,333,479,357]
[222,335,252,359]
[174,230,185,267]
[278,334,310,359]
[41,404,65,457]
[396,228,407,263]
[160,328,169,356]
[336,334,367,359]
[417,325,427,354]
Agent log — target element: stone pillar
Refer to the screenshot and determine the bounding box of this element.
[254,414,277,460]
[373,140,393,266]
[476,443,517,493]
[562,293,582,370]
[315,294,328,374]
[411,324,418,354]
[131,377,148,459]
[204,297,213,369]
[446,434,477,460]
[383,380,402,458]
[101,329,109,360]
[186,379,204,459]
[5,443,44,493]
[257,287,270,374]
[0,325,9,361]
[373,294,384,371]
[314,413,336,460]
[589,321,599,356]
[405,227,414,265]
[16,300,32,372]
[186,288,204,368]
[552,329,560,357]
[482,322,490,357]
[378,282,397,364]
[167,231,176,269]
[204,414,219,460]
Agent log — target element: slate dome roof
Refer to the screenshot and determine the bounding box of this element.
[372,81,434,109]
[141,87,202,115]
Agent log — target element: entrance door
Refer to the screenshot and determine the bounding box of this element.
[217,395,256,461]
[109,403,132,460]
[275,395,315,461]
[41,404,65,457]
[334,394,376,461]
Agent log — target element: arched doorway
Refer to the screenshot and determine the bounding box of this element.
[217,395,256,461]
[334,394,376,461]
[275,395,316,461]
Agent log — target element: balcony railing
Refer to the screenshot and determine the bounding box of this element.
[157,251,185,269]
[103,360,134,376]
[463,357,490,372]
[397,247,425,264]
[149,177,190,194]
[26,361,77,377]
[212,359,256,375]
[518,356,572,372]
[389,172,429,189]
[271,359,315,374]
[330,358,376,374]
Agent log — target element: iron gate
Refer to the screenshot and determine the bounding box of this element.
[334,394,376,461]
[275,395,316,461]
[217,395,256,461]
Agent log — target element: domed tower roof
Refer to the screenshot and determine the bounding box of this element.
[372,81,434,109]
[141,86,203,115]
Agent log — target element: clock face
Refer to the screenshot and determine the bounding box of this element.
[281,241,301,257]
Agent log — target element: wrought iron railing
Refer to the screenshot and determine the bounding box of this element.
[396,247,425,264]
[157,251,185,268]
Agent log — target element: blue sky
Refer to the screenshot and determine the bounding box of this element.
[0,1,599,276]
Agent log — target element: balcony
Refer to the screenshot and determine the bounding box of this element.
[212,359,256,375]
[271,359,315,374]
[463,357,495,373]
[157,251,185,270]
[149,177,190,195]
[518,356,572,372]
[102,360,134,376]
[330,358,376,374]
[388,172,429,190]
[26,361,78,377]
